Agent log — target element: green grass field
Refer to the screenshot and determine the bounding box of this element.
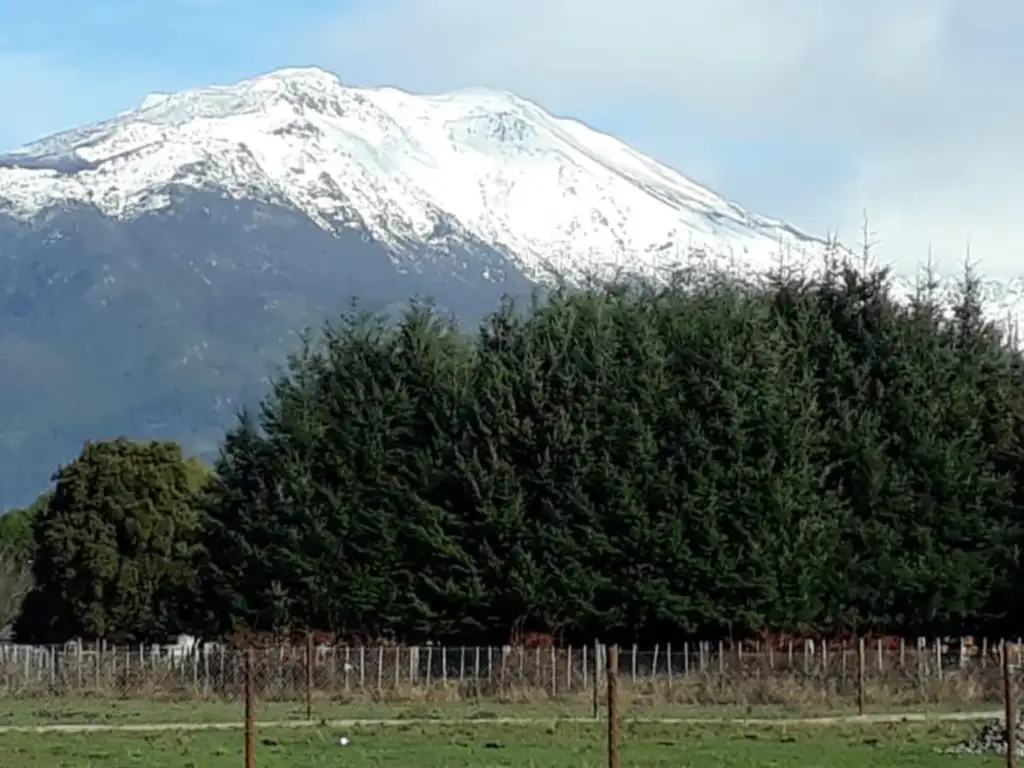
[1,720,1004,767]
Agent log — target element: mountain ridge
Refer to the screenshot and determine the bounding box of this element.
[1,66,1022,508]
[0,66,837,283]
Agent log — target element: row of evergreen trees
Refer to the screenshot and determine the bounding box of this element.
[10,260,1024,644]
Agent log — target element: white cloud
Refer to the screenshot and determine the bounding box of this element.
[303,0,1024,277]
[837,143,1024,278]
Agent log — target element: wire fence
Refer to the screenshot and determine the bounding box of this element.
[0,636,1020,723]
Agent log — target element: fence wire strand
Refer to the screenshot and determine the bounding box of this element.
[0,638,1018,716]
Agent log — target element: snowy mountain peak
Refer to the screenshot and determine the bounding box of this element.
[7,66,1020,323]
[140,92,172,111]
[253,65,343,85]
[4,67,1023,511]
[132,66,349,125]
[0,66,847,285]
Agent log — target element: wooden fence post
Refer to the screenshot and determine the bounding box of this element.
[305,632,314,721]
[245,647,255,768]
[607,644,620,768]
[1004,639,1018,768]
[857,636,865,716]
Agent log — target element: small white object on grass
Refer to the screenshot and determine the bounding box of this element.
[339,736,350,746]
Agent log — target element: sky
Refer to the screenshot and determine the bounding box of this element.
[1,0,1022,278]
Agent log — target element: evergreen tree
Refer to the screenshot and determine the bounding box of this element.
[186,259,1024,643]
[15,438,202,643]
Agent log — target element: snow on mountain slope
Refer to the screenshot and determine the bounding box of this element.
[1,65,1022,327]
[0,66,834,283]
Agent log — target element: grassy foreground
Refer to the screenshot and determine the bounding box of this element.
[1,721,1003,767]
[0,687,1006,728]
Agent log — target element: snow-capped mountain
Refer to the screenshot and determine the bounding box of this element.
[0,66,1022,508]
[0,66,835,283]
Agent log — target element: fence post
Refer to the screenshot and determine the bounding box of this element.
[583,644,588,691]
[203,643,210,696]
[857,636,865,716]
[1004,639,1018,768]
[607,644,620,768]
[245,646,255,768]
[305,632,314,721]
[473,646,481,699]
[666,643,673,691]
[377,646,384,696]
[550,645,557,697]
[592,640,601,720]
[394,645,401,690]
[360,646,366,690]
